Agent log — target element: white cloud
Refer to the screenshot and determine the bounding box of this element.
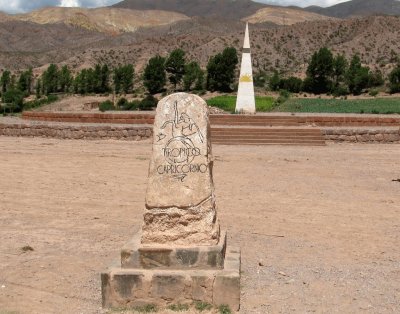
[0,0,28,13]
[255,0,351,7]
[59,0,80,7]
[0,0,120,13]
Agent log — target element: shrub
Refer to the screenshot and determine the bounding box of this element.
[218,304,232,314]
[332,85,349,97]
[388,66,400,94]
[132,304,158,313]
[46,94,58,103]
[195,301,213,312]
[269,71,281,91]
[279,89,291,100]
[125,100,140,111]
[167,303,189,311]
[116,97,128,109]
[272,90,291,108]
[254,70,268,88]
[281,77,303,93]
[369,89,379,97]
[2,88,24,112]
[99,100,115,112]
[24,95,59,110]
[139,95,158,111]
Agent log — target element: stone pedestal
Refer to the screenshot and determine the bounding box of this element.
[101,93,240,311]
[101,230,240,311]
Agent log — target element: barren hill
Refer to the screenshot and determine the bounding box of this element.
[50,15,400,78]
[0,20,107,53]
[306,0,400,18]
[14,7,189,34]
[0,9,400,81]
[112,0,266,19]
[244,7,333,25]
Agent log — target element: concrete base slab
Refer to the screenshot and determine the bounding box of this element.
[102,236,240,311]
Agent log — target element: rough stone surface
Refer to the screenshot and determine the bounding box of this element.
[321,128,400,143]
[213,273,241,311]
[141,93,220,245]
[120,231,226,270]
[101,247,241,310]
[0,122,152,141]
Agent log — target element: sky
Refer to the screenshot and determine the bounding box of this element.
[0,0,351,14]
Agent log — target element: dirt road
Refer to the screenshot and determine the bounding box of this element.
[0,137,399,313]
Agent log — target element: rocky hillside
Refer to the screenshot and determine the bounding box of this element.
[244,7,333,25]
[14,7,189,34]
[306,0,400,18]
[112,0,266,19]
[42,15,400,79]
[0,2,399,79]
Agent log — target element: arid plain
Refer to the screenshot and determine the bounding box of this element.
[0,137,399,313]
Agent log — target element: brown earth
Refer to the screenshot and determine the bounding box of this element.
[40,15,400,78]
[0,137,399,313]
[244,7,333,25]
[1,7,400,79]
[112,0,266,20]
[15,7,189,34]
[35,95,111,112]
[305,0,400,18]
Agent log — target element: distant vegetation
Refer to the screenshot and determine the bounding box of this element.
[273,97,400,114]
[207,95,274,113]
[0,47,239,113]
[266,47,396,96]
[1,45,400,114]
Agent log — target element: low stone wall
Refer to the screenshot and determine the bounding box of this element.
[301,116,400,127]
[322,128,400,143]
[23,111,155,125]
[1,121,399,144]
[0,122,153,141]
[22,111,400,128]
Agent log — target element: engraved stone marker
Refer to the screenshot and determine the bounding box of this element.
[142,93,220,245]
[102,93,240,312]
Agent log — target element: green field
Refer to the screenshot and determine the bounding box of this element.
[206,95,274,112]
[274,97,400,114]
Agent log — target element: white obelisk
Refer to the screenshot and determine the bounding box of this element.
[235,23,256,114]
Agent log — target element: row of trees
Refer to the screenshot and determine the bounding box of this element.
[0,63,136,112]
[0,45,239,111]
[2,45,400,112]
[39,63,135,96]
[142,47,238,94]
[270,47,400,96]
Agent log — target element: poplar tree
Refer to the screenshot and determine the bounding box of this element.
[206,47,238,92]
[165,49,185,90]
[143,55,166,94]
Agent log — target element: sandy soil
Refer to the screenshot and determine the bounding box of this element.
[0,137,399,314]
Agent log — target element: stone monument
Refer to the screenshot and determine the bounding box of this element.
[102,93,241,311]
[235,22,256,114]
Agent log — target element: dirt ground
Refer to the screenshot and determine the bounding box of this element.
[0,137,399,314]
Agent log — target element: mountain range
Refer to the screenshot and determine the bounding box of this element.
[305,0,400,18]
[113,0,400,19]
[0,0,399,76]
